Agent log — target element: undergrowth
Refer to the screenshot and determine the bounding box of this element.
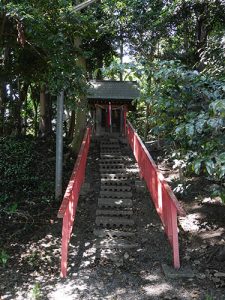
[0,136,56,209]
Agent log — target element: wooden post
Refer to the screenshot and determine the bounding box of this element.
[123,105,127,136]
[171,204,180,269]
[61,208,69,277]
[108,102,112,133]
[96,106,101,135]
[120,106,123,135]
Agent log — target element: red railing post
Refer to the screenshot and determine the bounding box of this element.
[123,106,127,136]
[61,207,69,277]
[170,203,180,269]
[126,121,185,269]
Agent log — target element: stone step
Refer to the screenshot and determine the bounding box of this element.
[109,138,119,142]
[101,150,121,153]
[96,216,134,227]
[100,170,126,175]
[101,153,122,157]
[100,144,120,151]
[101,174,128,181]
[100,162,124,167]
[100,169,125,175]
[100,149,121,153]
[100,154,122,159]
[96,209,133,217]
[101,173,128,180]
[93,229,135,238]
[98,198,133,208]
[101,185,131,192]
[100,164,124,169]
[100,163,124,167]
[95,239,138,249]
[100,142,119,144]
[100,142,119,145]
[100,190,132,199]
[100,158,123,163]
[101,180,130,187]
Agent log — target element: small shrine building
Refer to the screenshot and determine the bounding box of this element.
[87,80,140,136]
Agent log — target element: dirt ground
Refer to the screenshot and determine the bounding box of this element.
[1,139,225,299]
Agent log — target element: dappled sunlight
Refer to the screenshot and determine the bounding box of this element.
[79,244,97,269]
[198,227,225,240]
[48,280,85,300]
[143,282,172,296]
[2,136,223,299]
[179,212,205,233]
[140,273,160,282]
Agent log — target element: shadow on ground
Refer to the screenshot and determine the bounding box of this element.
[1,141,225,299]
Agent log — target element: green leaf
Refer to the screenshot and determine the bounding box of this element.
[186,124,194,137]
[194,160,202,175]
[7,203,18,213]
[219,166,225,178]
[218,153,225,163]
[195,118,205,134]
[220,192,225,203]
[205,160,215,176]
[0,250,9,267]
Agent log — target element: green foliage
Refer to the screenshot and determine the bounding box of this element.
[31,283,41,300]
[0,136,56,209]
[205,294,215,300]
[136,60,225,181]
[1,0,90,95]
[0,137,37,199]
[28,251,40,268]
[0,249,9,267]
[1,0,224,189]
[6,202,18,213]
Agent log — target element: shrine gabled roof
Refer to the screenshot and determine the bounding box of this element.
[87,80,140,101]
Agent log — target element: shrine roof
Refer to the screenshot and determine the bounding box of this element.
[87,80,140,101]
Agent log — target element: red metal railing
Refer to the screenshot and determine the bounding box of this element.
[126,121,186,269]
[57,127,91,277]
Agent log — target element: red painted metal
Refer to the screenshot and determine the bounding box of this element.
[57,127,91,277]
[123,106,127,136]
[108,102,112,128]
[126,121,185,269]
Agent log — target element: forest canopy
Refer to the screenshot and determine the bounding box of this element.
[0,0,225,185]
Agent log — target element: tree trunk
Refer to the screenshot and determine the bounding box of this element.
[0,83,7,136]
[45,93,52,135]
[13,82,29,136]
[31,86,39,137]
[39,86,46,136]
[67,110,75,140]
[195,3,209,71]
[39,86,52,137]
[0,45,9,136]
[144,73,152,141]
[119,25,124,81]
[70,35,88,154]
[70,100,87,155]
[23,90,28,135]
[144,103,151,141]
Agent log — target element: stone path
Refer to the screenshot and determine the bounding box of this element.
[94,137,137,260]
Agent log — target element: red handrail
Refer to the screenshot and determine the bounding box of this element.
[126,121,185,269]
[57,127,91,277]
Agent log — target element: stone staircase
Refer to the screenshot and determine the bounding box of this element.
[94,137,137,262]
